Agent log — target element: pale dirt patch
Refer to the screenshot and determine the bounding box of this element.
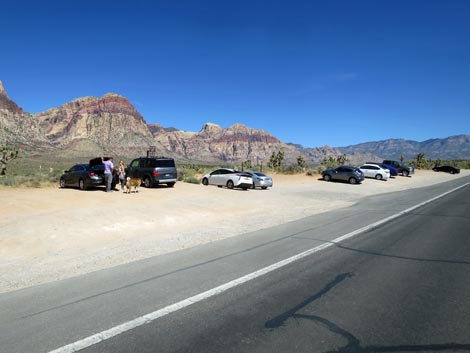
[1,170,468,293]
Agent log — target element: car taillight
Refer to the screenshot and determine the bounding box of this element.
[153,170,159,177]
[87,172,95,177]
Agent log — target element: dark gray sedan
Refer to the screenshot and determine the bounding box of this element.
[322,166,365,184]
[59,164,103,190]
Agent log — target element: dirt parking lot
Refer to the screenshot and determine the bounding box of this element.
[1,170,469,293]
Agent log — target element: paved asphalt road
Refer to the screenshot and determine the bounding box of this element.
[1,176,469,353]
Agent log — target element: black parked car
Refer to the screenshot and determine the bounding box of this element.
[59,164,104,190]
[432,165,460,174]
[322,166,365,184]
[125,157,177,188]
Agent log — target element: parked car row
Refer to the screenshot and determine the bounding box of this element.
[61,157,458,191]
[60,157,274,192]
[321,159,417,185]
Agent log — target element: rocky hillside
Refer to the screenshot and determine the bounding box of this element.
[1,80,467,164]
[33,93,159,152]
[0,81,304,163]
[153,122,300,164]
[337,135,470,160]
[0,81,52,150]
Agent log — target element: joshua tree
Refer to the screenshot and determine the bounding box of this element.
[297,155,306,168]
[337,154,348,166]
[1,148,18,175]
[268,150,285,170]
[415,152,426,169]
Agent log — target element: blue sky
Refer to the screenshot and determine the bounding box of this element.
[1,0,469,147]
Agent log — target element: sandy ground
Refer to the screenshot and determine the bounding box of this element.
[1,170,469,293]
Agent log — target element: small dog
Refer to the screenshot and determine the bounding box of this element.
[125,177,141,194]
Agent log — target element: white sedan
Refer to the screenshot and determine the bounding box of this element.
[243,171,273,189]
[359,164,390,180]
[201,169,253,190]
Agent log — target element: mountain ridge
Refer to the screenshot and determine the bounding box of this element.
[1,80,468,163]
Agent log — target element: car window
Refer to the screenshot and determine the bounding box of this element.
[146,159,157,168]
[337,167,351,172]
[360,166,369,170]
[130,160,140,168]
[254,173,266,177]
[155,159,176,168]
[211,170,220,175]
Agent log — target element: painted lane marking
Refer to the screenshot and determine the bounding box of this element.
[48,182,469,353]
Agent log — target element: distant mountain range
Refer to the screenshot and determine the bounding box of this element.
[337,135,470,161]
[0,80,468,164]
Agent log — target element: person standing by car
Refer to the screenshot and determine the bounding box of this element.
[102,156,114,192]
[118,160,126,191]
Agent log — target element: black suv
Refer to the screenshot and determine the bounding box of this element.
[126,157,177,188]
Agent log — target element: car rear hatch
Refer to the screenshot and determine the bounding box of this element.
[154,167,177,181]
[237,173,253,187]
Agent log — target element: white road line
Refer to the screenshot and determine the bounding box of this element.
[48,182,469,353]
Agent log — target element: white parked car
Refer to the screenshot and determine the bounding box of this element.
[201,169,253,190]
[243,171,273,189]
[359,164,390,180]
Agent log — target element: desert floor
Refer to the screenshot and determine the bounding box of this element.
[1,169,469,293]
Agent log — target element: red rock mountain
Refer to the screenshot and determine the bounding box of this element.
[0,81,24,114]
[34,94,154,146]
[152,122,299,164]
[0,81,52,149]
[0,80,346,163]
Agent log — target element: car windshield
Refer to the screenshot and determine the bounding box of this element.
[254,172,266,177]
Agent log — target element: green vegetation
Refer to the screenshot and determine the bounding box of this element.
[410,152,470,170]
[1,150,469,188]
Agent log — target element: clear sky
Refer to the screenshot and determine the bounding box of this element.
[1,0,469,148]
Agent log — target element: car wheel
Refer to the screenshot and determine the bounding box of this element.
[167,182,175,187]
[226,180,234,189]
[59,178,66,188]
[349,177,358,185]
[252,183,256,189]
[375,174,383,180]
[143,177,152,188]
[242,187,248,190]
[450,170,455,174]
[202,178,209,186]
[323,174,331,182]
[261,186,268,190]
[78,179,86,190]
[402,170,409,177]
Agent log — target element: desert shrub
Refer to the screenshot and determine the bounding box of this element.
[306,167,322,176]
[184,177,200,184]
[281,165,304,174]
[0,173,58,188]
